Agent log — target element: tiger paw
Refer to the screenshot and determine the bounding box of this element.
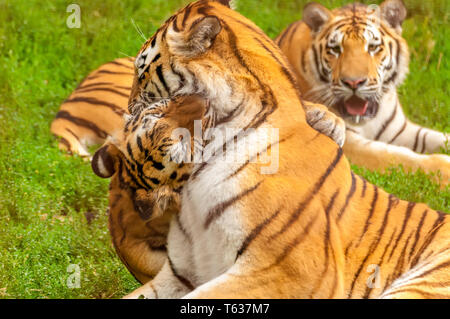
[422,154,450,186]
[304,100,346,147]
[154,186,181,216]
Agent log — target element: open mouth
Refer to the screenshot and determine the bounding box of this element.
[336,96,378,124]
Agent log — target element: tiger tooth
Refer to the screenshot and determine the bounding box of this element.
[355,115,361,124]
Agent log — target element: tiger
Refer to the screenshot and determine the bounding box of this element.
[91,96,207,283]
[50,58,134,158]
[92,0,450,299]
[276,0,450,183]
[92,96,346,284]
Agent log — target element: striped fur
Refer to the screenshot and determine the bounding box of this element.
[276,0,450,183]
[51,58,134,157]
[91,0,449,299]
[92,91,345,284]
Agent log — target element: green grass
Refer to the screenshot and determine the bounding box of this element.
[0,0,448,298]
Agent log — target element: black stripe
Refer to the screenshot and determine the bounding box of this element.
[411,211,446,267]
[408,209,428,261]
[55,111,108,139]
[361,176,367,197]
[388,120,407,144]
[337,172,357,221]
[65,128,80,141]
[312,44,328,83]
[265,214,319,270]
[107,60,134,69]
[350,194,396,298]
[272,148,343,239]
[96,69,134,76]
[224,135,293,181]
[76,86,130,98]
[221,20,278,130]
[58,137,71,150]
[78,81,130,90]
[63,96,126,116]
[358,184,379,244]
[204,181,263,228]
[151,53,161,64]
[301,50,307,73]
[287,21,301,45]
[252,36,300,94]
[136,136,144,152]
[181,3,193,29]
[310,190,340,298]
[168,257,194,290]
[375,103,398,140]
[275,21,296,47]
[413,128,423,152]
[175,213,192,243]
[236,208,282,258]
[387,202,416,262]
[420,132,428,154]
[416,260,450,279]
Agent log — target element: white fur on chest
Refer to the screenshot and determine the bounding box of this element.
[181,170,244,285]
[167,125,275,286]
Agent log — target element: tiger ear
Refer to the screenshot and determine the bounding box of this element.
[380,0,407,33]
[184,16,222,56]
[303,2,332,33]
[92,144,120,178]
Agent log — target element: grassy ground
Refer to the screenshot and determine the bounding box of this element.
[0,0,448,299]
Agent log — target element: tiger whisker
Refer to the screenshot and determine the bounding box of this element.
[131,18,147,41]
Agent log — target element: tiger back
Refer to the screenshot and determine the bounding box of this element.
[50,58,134,157]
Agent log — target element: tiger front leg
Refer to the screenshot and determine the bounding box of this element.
[123,260,192,299]
[303,100,346,147]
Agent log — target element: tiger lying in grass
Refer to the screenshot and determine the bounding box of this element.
[276,0,450,182]
[93,0,449,298]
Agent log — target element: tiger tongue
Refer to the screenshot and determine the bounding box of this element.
[344,96,368,116]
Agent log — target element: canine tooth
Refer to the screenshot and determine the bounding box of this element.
[355,115,361,124]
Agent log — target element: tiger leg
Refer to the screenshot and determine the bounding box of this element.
[344,130,450,185]
[183,262,346,299]
[303,100,346,147]
[123,259,192,299]
[384,119,449,154]
[379,256,450,299]
[50,119,94,158]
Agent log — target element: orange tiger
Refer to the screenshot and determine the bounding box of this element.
[92,0,449,299]
[276,0,450,182]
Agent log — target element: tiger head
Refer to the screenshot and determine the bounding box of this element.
[92,95,207,221]
[127,0,305,132]
[298,0,409,124]
[128,0,236,116]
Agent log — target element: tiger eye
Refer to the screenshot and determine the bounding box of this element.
[368,44,380,53]
[329,46,341,55]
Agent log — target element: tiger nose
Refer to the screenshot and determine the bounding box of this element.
[341,78,367,90]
